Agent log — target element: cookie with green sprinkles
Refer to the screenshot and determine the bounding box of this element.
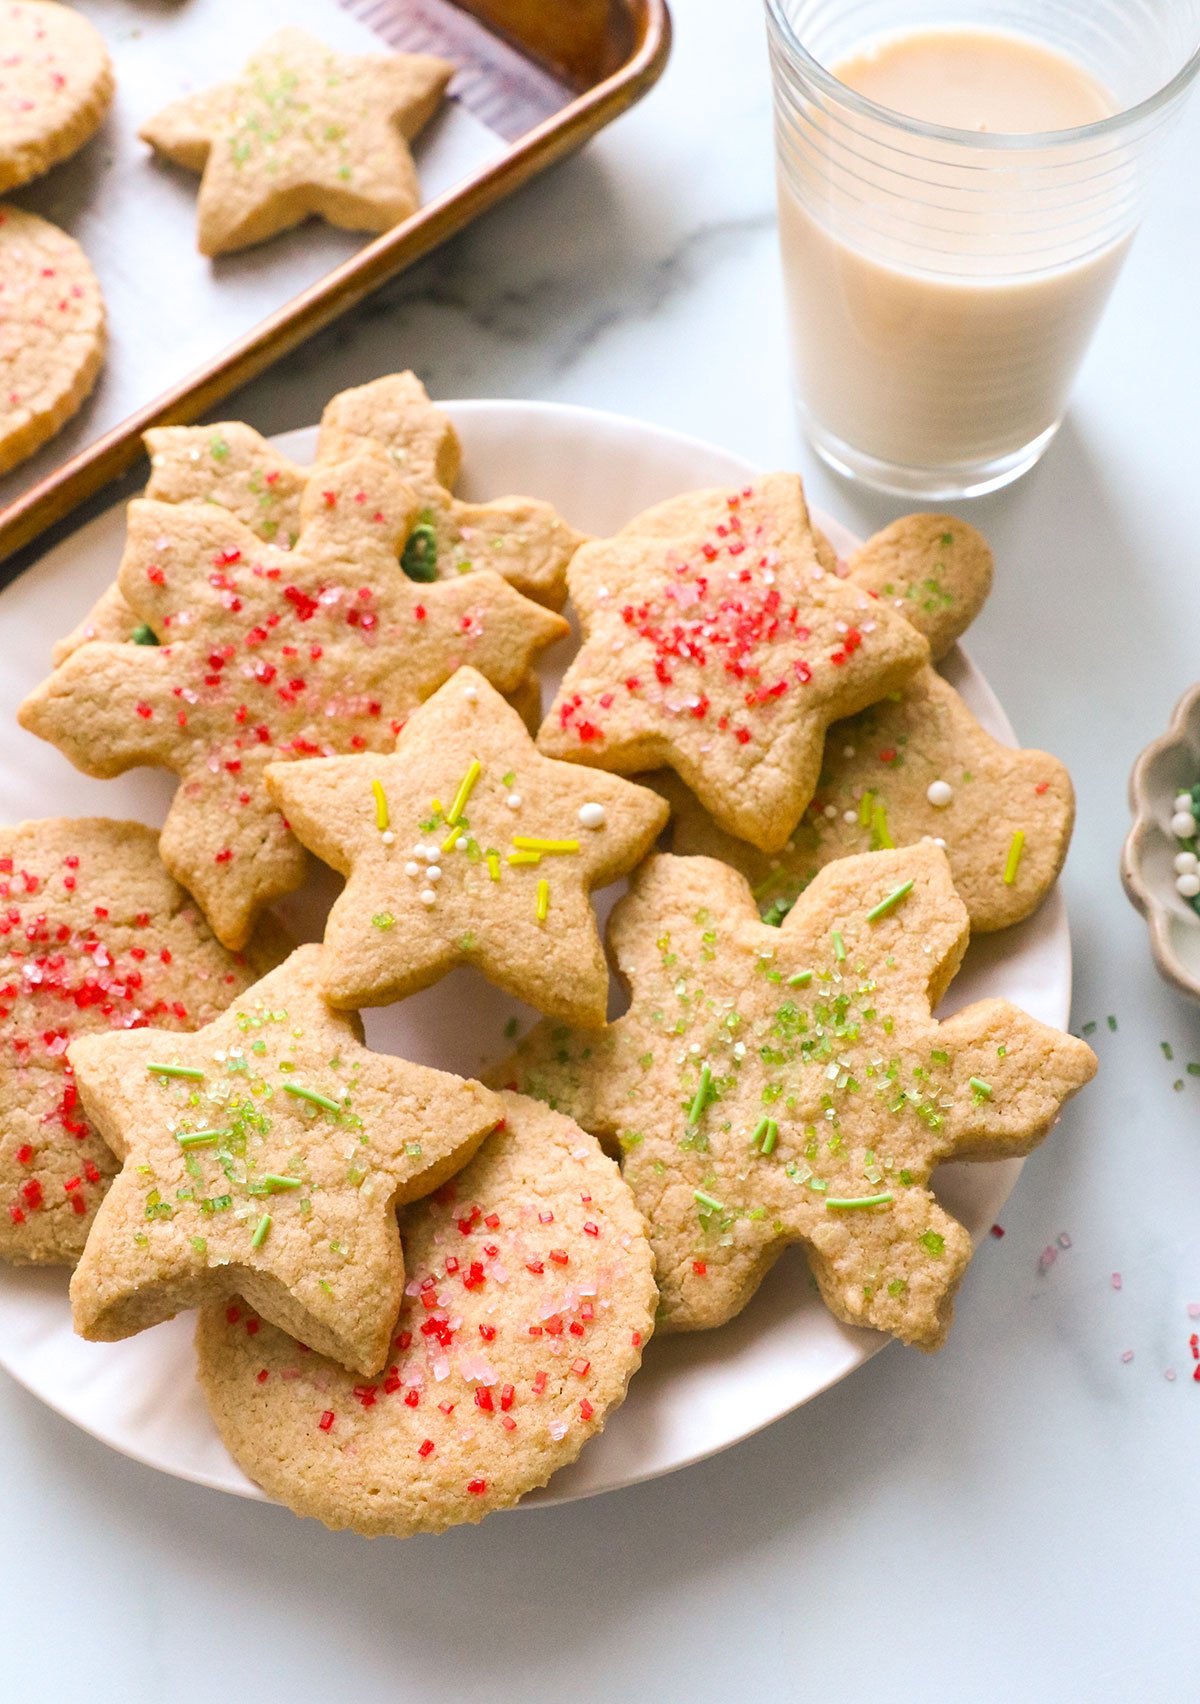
[622,497,993,664]
[66,944,504,1376]
[0,817,286,1269]
[657,666,1074,934]
[19,447,567,951]
[537,474,931,854]
[264,667,668,1027]
[194,1091,657,1537]
[491,841,1096,1347]
[140,28,453,256]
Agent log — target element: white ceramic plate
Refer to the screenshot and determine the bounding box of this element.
[0,402,1071,1509]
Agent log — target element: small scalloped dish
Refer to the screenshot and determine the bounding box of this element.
[1122,682,1200,999]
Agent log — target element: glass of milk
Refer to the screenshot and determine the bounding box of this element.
[766,0,1200,497]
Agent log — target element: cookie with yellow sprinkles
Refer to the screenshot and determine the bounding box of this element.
[67,945,504,1377]
[265,667,669,1028]
[493,841,1096,1348]
[195,1092,657,1537]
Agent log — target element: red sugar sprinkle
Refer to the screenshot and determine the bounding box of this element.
[692,1260,707,1276]
[571,1358,590,1378]
[418,1438,435,1458]
[631,1331,642,1348]
[467,1478,487,1495]
[256,1369,268,1384]
[226,1305,241,1324]
[583,1221,599,1237]
[580,1398,594,1421]
[531,1371,547,1396]
[20,1179,43,1210]
[989,1224,1005,1238]
[318,1411,335,1432]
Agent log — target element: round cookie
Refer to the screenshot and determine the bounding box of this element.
[0,206,105,476]
[0,818,283,1267]
[195,1092,657,1537]
[0,2,113,192]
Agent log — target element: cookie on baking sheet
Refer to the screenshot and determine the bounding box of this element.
[20,448,567,951]
[141,28,453,256]
[68,945,504,1377]
[537,474,930,853]
[622,496,992,665]
[0,818,283,1268]
[265,667,668,1028]
[195,1091,657,1537]
[659,666,1074,934]
[0,206,105,478]
[0,3,114,193]
[493,843,1096,1348]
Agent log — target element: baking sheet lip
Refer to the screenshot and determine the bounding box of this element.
[0,0,672,572]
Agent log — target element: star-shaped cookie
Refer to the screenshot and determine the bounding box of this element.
[67,945,504,1376]
[494,842,1096,1348]
[19,447,567,950]
[658,666,1075,933]
[266,668,669,1027]
[537,474,931,852]
[141,28,454,256]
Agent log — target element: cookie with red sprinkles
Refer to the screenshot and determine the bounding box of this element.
[265,667,668,1028]
[537,474,930,853]
[626,499,993,666]
[493,842,1096,1347]
[141,29,453,257]
[658,666,1075,933]
[0,3,114,193]
[0,817,283,1267]
[0,205,105,478]
[67,944,504,1376]
[19,446,567,951]
[194,1091,656,1537]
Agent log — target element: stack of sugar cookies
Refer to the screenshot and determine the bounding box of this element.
[2,370,1096,1537]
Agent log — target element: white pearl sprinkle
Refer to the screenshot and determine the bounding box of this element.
[380,830,394,846]
[932,837,947,849]
[420,889,437,907]
[463,684,478,702]
[411,843,425,859]
[1177,873,1200,899]
[1175,793,1194,814]
[426,865,442,883]
[578,802,606,830]
[404,861,420,879]
[506,794,522,811]
[455,836,469,853]
[843,810,857,825]
[1171,811,1197,840]
[823,805,838,821]
[1174,851,1198,875]
[843,746,856,759]
[927,780,953,808]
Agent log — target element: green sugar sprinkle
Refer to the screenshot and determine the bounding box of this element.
[693,1188,725,1213]
[282,1083,342,1114]
[130,622,159,646]
[686,1063,714,1127]
[787,969,813,987]
[1188,1063,1200,1078]
[372,912,395,931]
[866,880,914,924]
[1003,830,1025,886]
[189,1236,207,1256]
[262,1174,303,1191]
[969,1077,994,1100]
[1107,1015,1118,1032]
[400,521,439,581]
[831,931,846,962]
[919,1230,945,1256]
[249,1213,272,1249]
[825,1192,894,1211]
[148,1062,205,1081]
[1161,1041,1174,1061]
[1081,1021,1097,1037]
[176,1130,224,1149]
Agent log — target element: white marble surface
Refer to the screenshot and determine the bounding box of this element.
[4,3,1200,1699]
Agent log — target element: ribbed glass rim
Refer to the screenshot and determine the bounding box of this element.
[764,0,1200,149]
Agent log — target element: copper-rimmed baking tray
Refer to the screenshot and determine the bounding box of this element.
[0,0,671,567]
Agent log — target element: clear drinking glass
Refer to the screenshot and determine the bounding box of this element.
[765,0,1200,498]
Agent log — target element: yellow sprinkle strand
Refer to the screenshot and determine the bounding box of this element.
[486,851,502,882]
[431,797,443,816]
[1004,830,1025,886]
[511,836,580,855]
[442,824,465,854]
[446,759,481,827]
[536,878,550,924]
[508,850,542,866]
[371,780,389,831]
